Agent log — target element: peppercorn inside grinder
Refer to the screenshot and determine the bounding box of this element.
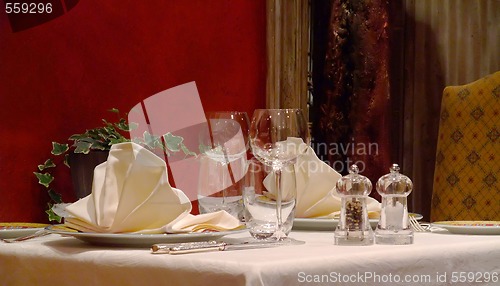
[334,165,374,245]
[375,164,414,245]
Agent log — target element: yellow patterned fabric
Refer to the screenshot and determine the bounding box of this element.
[431,71,500,222]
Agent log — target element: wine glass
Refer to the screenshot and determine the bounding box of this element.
[249,109,310,241]
[198,111,250,220]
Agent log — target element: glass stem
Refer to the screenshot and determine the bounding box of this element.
[222,148,236,207]
[274,167,283,238]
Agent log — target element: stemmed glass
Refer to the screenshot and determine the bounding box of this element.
[249,109,310,241]
[198,111,250,220]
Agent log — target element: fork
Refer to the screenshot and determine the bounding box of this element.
[409,215,429,232]
[1,229,51,243]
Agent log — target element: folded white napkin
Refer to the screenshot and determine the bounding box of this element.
[64,142,241,234]
[263,138,380,218]
[166,210,242,233]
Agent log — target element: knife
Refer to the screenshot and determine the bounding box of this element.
[151,240,286,254]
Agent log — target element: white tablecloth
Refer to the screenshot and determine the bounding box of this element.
[1,230,499,286]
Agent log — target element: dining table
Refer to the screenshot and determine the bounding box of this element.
[1,226,499,286]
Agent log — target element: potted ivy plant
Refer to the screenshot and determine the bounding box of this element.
[34,108,195,222]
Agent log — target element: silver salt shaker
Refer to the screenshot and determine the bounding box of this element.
[334,164,374,245]
[375,164,414,245]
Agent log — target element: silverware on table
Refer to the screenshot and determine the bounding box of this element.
[1,229,51,243]
[409,215,430,232]
[151,239,288,254]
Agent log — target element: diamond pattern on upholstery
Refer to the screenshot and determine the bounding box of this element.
[431,71,500,221]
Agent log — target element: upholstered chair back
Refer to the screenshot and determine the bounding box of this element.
[431,71,499,222]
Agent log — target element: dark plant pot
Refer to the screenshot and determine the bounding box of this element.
[68,150,109,199]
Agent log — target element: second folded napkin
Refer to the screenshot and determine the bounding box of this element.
[166,210,243,233]
[64,142,241,234]
[264,138,380,218]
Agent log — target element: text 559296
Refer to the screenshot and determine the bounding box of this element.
[5,2,53,14]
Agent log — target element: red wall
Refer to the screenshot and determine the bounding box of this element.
[0,0,266,222]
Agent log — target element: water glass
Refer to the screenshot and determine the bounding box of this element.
[198,154,246,220]
[243,158,297,239]
[197,111,250,221]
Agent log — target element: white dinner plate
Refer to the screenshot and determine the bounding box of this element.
[46,225,247,247]
[431,221,500,235]
[293,213,423,231]
[0,223,49,239]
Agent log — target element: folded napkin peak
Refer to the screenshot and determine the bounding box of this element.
[64,142,192,233]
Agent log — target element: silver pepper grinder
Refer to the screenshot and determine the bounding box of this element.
[334,164,374,245]
[375,164,414,245]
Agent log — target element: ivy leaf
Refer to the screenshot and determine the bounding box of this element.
[181,145,197,157]
[115,118,131,131]
[102,119,114,129]
[163,132,183,152]
[38,159,56,171]
[74,141,92,154]
[85,129,103,140]
[34,172,54,188]
[51,142,69,156]
[128,122,138,131]
[109,137,128,145]
[46,208,62,223]
[143,131,162,149]
[199,143,211,155]
[63,154,70,168]
[68,133,87,141]
[90,141,108,150]
[102,126,115,135]
[48,189,63,203]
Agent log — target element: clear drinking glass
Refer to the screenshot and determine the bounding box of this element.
[197,111,250,221]
[248,109,310,241]
[243,158,296,239]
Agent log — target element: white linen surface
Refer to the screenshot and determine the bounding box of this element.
[263,137,380,218]
[64,142,240,234]
[1,231,499,286]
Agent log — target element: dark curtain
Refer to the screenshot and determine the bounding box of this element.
[312,0,393,200]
